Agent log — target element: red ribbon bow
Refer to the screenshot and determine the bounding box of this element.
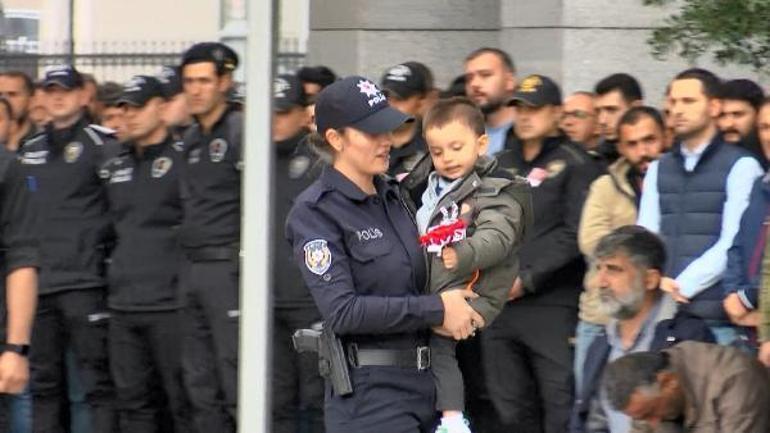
[419,219,467,248]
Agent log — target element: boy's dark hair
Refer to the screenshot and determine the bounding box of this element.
[673,68,721,99]
[594,73,643,103]
[617,106,665,137]
[423,97,486,137]
[465,47,515,73]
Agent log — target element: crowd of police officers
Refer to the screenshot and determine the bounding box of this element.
[0,42,247,433]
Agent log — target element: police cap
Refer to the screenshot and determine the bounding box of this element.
[117,75,165,107]
[181,42,239,75]
[380,61,433,99]
[508,74,562,107]
[42,65,84,90]
[158,65,183,98]
[315,75,412,135]
[274,74,307,112]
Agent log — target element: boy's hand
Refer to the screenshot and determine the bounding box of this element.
[442,246,458,270]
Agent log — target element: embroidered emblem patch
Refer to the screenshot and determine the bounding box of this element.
[152,157,173,178]
[64,142,83,163]
[303,239,332,276]
[209,138,228,163]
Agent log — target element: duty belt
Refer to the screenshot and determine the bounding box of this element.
[185,246,239,262]
[346,344,431,371]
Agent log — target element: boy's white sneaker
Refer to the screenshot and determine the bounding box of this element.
[435,414,472,433]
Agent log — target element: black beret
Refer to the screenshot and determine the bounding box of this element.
[181,42,239,74]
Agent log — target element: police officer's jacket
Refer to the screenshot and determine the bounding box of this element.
[180,105,242,250]
[19,116,119,294]
[101,134,184,311]
[273,130,323,309]
[286,167,444,350]
[0,148,38,329]
[496,135,604,308]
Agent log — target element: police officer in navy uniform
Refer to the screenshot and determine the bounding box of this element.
[271,73,325,433]
[18,65,118,433]
[0,140,38,432]
[286,76,483,433]
[178,42,242,432]
[101,75,190,433]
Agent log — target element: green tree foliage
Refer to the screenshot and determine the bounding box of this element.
[643,0,770,72]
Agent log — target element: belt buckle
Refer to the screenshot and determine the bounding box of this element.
[347,343,360,368]
[416,346,430,371]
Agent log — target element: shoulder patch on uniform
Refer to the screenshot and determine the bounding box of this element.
[303,239,332,276]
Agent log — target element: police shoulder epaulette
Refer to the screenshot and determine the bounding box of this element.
[85,124,117,146]
[87,123,116,136]
[21,132,46,148]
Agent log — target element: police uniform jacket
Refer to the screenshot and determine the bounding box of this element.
[101,134,184,311]
[273,130,323,309]
[285,167,444,350]
[180,105,243,250]
[0,148,38,329]
[19,116,119,294]
[496,135,604,308]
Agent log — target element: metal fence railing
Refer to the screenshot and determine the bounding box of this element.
[0,40,306,83]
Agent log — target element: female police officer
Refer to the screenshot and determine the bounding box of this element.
[286,76,483,433]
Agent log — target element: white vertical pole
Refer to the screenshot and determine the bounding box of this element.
[238,0,274,432]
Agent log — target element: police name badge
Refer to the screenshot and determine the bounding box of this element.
[64,142,83,163]
[304,239,332,276]
[152,157,173,178]
[209,138,228,163]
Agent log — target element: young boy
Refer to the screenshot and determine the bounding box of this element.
[400,97,530,433]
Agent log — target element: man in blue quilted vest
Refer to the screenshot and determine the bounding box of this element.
[637,68,763,348]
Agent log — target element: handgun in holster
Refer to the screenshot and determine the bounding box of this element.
[292,322,353,396]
